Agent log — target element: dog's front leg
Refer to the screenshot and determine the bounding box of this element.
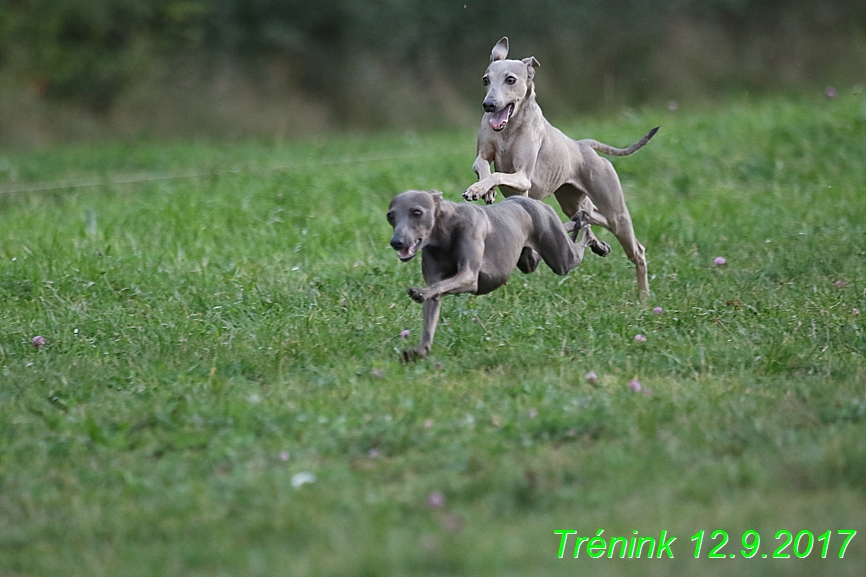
[464,170,532,205]
[403,271,475,362]
[408,268,478,303]
[409,241,484,303]
[402,297,440,362]
[464,153,495,202]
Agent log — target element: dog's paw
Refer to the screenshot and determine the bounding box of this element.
[572,209,590,228]
[569,210,590,242]
[482,189,497,204]
[407,286,428,303]
[401,345,429,363]
[591,240,611,257]
[463,183,487,202]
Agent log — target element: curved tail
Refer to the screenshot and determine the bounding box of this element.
[583,126,659,157]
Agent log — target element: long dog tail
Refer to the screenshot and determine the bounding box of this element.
[582,126,659,157]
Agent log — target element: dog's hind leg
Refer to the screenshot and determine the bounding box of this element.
[522,201,587,275]
[581,158,649,294]
[555,185,611,257]
[605,213,648,295]
[577,196,611,257]
[612,215,648,294]
[516,247,542,274]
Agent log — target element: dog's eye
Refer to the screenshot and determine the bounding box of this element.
[482,76,489,86]
[386,211,395,222]
[412,209,423,217]
[506,76,516,85]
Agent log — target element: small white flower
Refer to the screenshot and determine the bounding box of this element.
[291,472,316,489]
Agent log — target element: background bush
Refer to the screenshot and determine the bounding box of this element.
[1,0,865,143]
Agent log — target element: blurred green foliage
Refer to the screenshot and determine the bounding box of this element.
[0,1,865,123]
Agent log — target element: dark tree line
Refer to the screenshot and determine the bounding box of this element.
[1,1,864,121]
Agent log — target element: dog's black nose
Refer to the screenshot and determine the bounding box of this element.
[483,100,497,113]
[390,237,405,250]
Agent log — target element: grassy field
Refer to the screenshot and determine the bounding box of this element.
[1,94,865,576]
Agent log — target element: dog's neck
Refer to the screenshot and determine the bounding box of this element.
[510,82,540,130]
[524,81,536,103]
[426,198,461,249]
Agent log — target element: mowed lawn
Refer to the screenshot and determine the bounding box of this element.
[1,94,865,576]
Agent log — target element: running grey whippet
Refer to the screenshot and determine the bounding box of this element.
[388,189,591,361]
[463,37,658,294]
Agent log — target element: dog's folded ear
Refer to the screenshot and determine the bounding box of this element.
[522,56,540,81]
[428,190,444,215]
[490,37,509,62]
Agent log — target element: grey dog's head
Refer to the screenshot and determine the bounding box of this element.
[481,37,540,132]
[386,190,442,262]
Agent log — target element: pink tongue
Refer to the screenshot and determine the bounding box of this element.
[489,106,511,130]
[399,248,412,259]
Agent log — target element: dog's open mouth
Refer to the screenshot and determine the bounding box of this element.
[489,103,514,131]
[397,239,422,261]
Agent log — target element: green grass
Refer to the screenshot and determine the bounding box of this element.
[1,94,865,576]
